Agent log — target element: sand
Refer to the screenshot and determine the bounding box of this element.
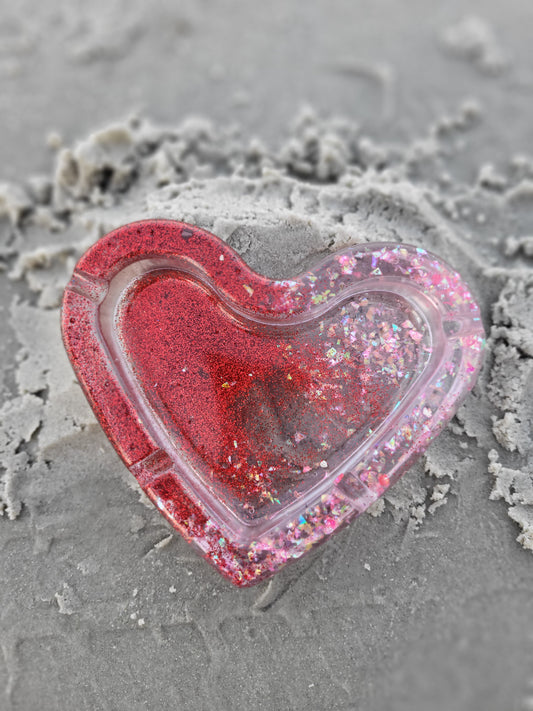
[1,2,533,710]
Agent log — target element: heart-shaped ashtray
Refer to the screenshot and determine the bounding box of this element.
[61,220,484,585]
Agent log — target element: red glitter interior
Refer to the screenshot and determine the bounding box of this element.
[116,269,426,522]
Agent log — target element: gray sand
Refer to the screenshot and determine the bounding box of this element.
[1,2,533,710]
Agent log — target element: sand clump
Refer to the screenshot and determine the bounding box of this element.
[0,105,532,553]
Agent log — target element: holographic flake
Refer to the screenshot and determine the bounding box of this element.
[61,221,485,586]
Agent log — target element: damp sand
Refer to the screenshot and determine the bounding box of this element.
[1,4,533,711]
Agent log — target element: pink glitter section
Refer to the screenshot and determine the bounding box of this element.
[61,220,485,586]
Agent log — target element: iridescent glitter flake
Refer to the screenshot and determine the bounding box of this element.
[61,220,485,586]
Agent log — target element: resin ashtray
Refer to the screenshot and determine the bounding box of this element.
[61,220,484,585]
